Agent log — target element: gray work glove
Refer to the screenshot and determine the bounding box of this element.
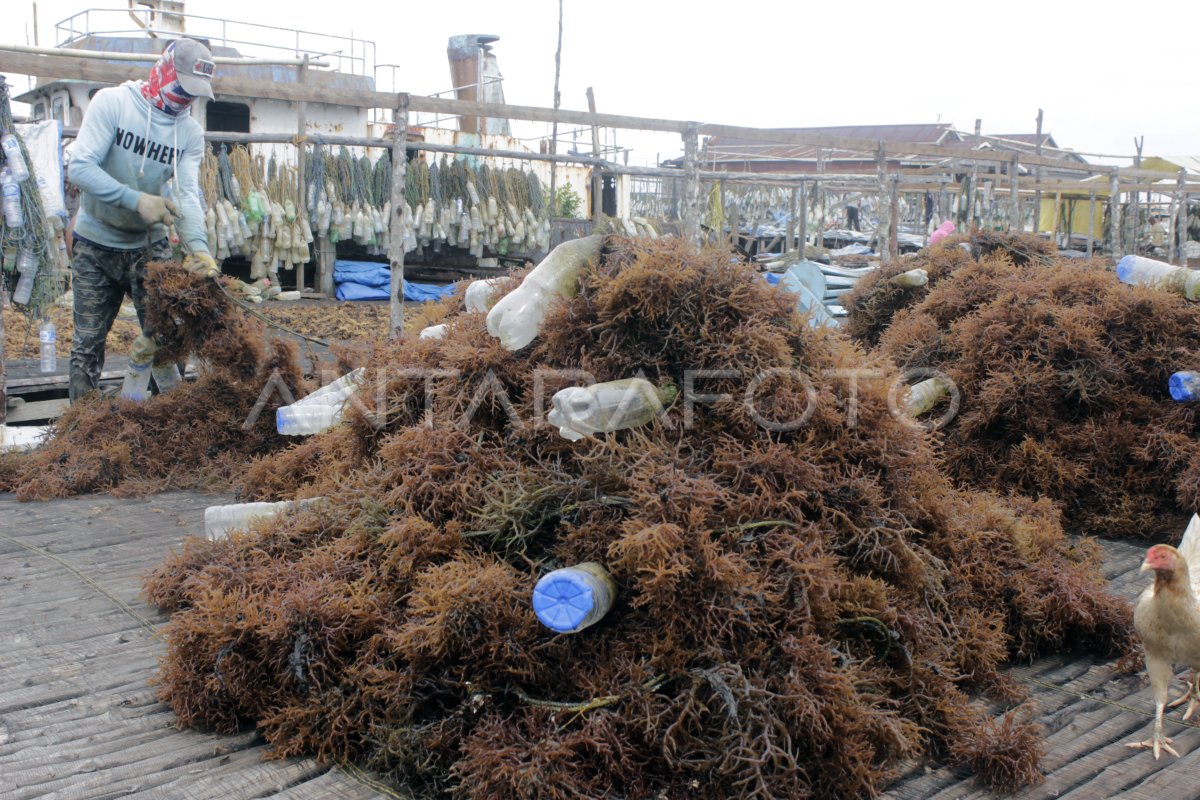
[136,193,179,227]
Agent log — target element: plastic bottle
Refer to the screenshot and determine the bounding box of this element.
[12,253,35,304]
[464,277,503,313]
[893,267,929,288]
[547,377,676,441]
[486,234,604,351]
[120,360,153,401]
[1169,371,1199,402]
[152,362,182,393]
[532,562,616,633]
[294,368,364,406]
[1,168,23,228]
[1,133,30,183]
[276,403,345,436]
[419,323,447,340]
[903,376,952,417]
[38,318,56,373]
[1116,255,1200,301]
[204,497,323,540]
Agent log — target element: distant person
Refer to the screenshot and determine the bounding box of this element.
[66,38,218,402]
[1148,215,1167,256]
[846,203,860,231]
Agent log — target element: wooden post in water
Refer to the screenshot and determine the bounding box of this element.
[389,95,410,337]
[681,123,701,245]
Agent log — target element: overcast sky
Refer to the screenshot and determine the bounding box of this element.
[6,0,1196,166]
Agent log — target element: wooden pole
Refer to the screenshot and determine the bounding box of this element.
[296,55,309,293]
[548,0,563,216]
[1109,171,1122,255]
[1032,109,1043,235]
[798,182,807,260]
[786,186,797,253]
[1174,168,1187,264]
[1051,190,1061,248]
[681,123,701,244]
[0,291,5,431]
[1131,136,1144,253]
[1087,191,1095,258]
[389,95,409,337]
[587,87,602,224]
[875,143,887,254]
[816,148,826,249]
[888,176,900,261]
[971,119,981,227]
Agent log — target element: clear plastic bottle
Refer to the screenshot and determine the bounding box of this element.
[152,362,183,393]
[464,277,503,313]
[1,133,30,183]
[893,267,929,288]
[531,562,616,633]
[1116,255,1200,301]
[547,377,676,441]
[38,318,56,373]
[204,497,323,540]
[276,403,344,436]
[12,250,35,304]
[903,376,951,417]
[293,368,364,407]
[1,168,23,228]
[1169,371,1199,403]
[486,234,603,350]
[121,360,153,401]
[419,323,447,340]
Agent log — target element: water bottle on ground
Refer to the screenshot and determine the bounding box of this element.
[38,318,56,373]
[419,323,447,340]
[1,133,30,182]
[2,168,23,228]
[903,376,952,417]
[547,377,676,441]
[295,368,364,406]
[152,362,183,393]
[1169,371,1199,402]
[464,278,503,313]
[204,498,323,540]
[1116,255,1200,301]
[276,403,344,436]
[893,268,929,288]
[487,234,604,350]
[532,562,617,633]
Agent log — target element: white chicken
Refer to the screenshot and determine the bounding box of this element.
[1127,513,1200,759]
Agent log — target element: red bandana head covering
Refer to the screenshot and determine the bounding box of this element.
[141,41,196,116]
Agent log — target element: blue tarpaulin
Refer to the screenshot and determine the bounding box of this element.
[333,260,457,303]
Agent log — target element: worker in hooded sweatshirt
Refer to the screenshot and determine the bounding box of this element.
[66,37,219,403]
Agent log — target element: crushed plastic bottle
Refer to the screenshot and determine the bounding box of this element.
[1,133,30,182]
[275,369,365,435]
[419,323,447,340]
[121,360,153,401]
[152,362,183,393]
[1116,255,1200,301]
[547,377,676,441]
[486,234,603,351]
[893,268,929,288]
[204,497,324,540]
[532,562,616,633]
[1169,371,1199,402]
[464,277,503,313]
[38,318,56,373]
[903,376,952,417]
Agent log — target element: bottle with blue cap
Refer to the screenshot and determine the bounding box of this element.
[1169,371,1199,402]
[532,562,616,633]
[1116,255,1200,301]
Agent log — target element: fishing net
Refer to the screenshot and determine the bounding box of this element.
[143,236,1131,798]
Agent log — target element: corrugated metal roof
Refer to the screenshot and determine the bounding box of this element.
[703,123,964,166]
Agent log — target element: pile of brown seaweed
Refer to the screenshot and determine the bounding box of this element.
[145,237,1131,798]
[843,230,1056,347]
[871,253,1200,538]
[0,263,310,499]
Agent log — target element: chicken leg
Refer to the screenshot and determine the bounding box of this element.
[1127,657,1180,759]
[1167,670,1200,721]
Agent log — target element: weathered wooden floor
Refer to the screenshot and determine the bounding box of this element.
[0,490,1192,799]
[0,491,392,800]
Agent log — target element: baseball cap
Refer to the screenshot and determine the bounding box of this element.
[171,38,216,99]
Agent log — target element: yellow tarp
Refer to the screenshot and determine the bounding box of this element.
[1038,194,1106,240]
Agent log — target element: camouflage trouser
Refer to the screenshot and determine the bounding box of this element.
[68,236,172,402]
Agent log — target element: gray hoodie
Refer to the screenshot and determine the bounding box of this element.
[68,81,209,254]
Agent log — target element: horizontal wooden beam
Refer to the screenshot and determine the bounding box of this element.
[1,48,1188,185]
